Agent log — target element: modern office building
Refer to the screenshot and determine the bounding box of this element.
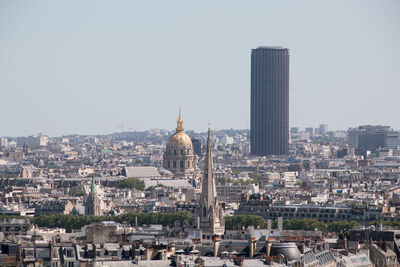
[347,125,395,153]
[250,46,289,156]
[15,135,48,147]
[386,132,400,150]
[305,127,314,136]
[191,138,202,156]
[319,124,328,135]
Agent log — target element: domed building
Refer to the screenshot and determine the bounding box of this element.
[163,110,197,177]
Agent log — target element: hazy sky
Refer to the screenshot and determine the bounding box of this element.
[1,0,399,137]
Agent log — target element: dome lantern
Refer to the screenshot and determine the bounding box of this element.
[176,108,184,132]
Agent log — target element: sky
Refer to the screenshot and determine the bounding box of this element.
[0,0,399,137]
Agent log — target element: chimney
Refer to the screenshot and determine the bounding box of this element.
[278,217,283,231]
[266,241,272,257]
[214,238,220,257]
[249,237,256,257]
[131,243,135,260]
[378,240,387,252]
[170,242,176,254]
[49,241,53,263]
[93,244,97,262]
[382,242,387,252]
[233,257,244,267]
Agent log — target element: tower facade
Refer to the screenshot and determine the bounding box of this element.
[163,110,197,177]
[85,177,101,216]
[251,46,289,156]
[196,129,225,240]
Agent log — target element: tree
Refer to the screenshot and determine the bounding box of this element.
[30,211,194,232]
[327,221,359,233]
[283,219,327,232]
[118,178,145,191]
[225,215,267,230]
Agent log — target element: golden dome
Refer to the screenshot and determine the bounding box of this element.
[163,109,197,177]
[167,109,193,149]
[167,131,193,148]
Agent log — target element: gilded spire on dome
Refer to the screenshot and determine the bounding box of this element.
[176,108,184,132]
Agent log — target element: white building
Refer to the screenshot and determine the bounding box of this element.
[0,137,8,147]
[16,135,48,147]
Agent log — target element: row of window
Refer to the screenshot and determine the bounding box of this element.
[167,160,193,169]
[168,149,191,155]
[269,213,351,219]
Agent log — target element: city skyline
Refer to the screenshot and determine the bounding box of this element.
[2,2,400,265]
[1,1,399,136]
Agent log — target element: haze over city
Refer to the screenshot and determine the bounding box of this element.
[1,0,399,137]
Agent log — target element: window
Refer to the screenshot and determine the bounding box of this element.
[203,207,207,217]
[168,161,170,168]
[173,161,176,168]
[174,150,176,155]
[180,161,184,168]
[188,161,190,168]
[66,249,73,258]
[181,149,184,155]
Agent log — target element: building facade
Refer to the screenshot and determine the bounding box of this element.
[236,193,383,224]
[250,46,289,156]
[348,125,398,153]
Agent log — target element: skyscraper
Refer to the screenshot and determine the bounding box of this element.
[251,46,289,155]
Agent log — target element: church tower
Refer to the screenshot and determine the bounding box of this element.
[197,128,225,240]
[85,177,101,216]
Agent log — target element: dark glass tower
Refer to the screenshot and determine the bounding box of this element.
[251,46,289,155]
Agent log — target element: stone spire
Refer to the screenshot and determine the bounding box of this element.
[201,128,217,207]
[86,176,101,216]
[91,176,96,195]
[197,127,225,238]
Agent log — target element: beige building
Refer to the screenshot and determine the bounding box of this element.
[163,110,197,178]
